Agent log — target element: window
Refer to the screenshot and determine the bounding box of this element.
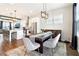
[3,22,9,30]
[54,14,63,25]
[77,4,79,32]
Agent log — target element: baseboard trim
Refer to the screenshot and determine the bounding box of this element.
[59,40,70,43]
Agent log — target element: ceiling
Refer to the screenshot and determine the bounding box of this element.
[0,3,72,18]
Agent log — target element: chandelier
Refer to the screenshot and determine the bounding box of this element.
[41,3,48,19]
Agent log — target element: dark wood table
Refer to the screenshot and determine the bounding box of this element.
[35,29,61,54]
[35,34,53,53]
[41,29,61,41]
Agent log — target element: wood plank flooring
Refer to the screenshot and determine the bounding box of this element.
[66,43,79,56]
[0,39,24,55]
[0,39,79,56]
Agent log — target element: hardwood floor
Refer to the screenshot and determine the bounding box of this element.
[66,42,79,56]
[3,39,23,51]
[0,39,79,56]
[0,39,24,55]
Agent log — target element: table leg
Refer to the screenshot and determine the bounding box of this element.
[35,38,43,54]
[39,43,43,53]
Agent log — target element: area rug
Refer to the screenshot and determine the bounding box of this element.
[27,42,67,56]
[5,42,67,56]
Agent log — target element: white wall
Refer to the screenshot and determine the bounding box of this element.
[29,17,41,33]
[0,4,73,42]
[41,5,73,42]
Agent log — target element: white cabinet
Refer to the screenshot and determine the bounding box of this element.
[8,29,23,42]
[16,30,23,40]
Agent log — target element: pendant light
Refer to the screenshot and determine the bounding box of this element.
[41,3,48,19]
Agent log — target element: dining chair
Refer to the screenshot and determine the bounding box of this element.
[43,33,61,55]
[23,37,40,55]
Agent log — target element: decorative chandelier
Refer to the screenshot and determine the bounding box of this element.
[41,3,48,19]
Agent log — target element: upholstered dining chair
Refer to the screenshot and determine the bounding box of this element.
[43,33,61,55]
[23,38,40,55]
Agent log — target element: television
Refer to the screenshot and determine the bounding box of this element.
[14,23,20,28]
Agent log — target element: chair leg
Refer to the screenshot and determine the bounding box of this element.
[24,50,26,56]
[35,48,39,52]
[24,50,30,56]
[57,43,59,47]
[24,49,31,56]
[51,48,54,56]
[38,48,39,52]
[51,48,53,56]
